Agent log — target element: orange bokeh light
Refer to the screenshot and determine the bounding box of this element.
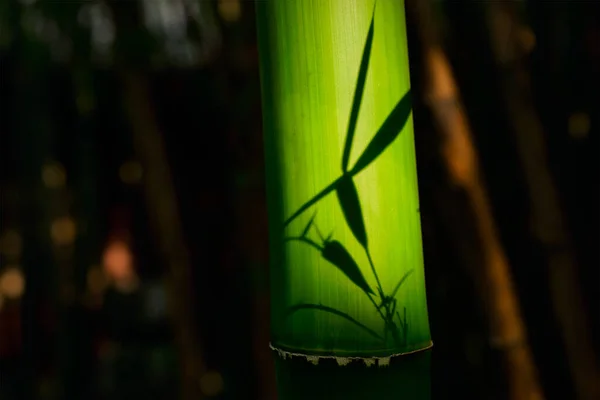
[102,240,138,292]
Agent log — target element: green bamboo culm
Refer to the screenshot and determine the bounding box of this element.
[257,0,432,371]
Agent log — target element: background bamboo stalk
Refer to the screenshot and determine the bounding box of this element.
[485,3,600,399]
[12,26,59,399]
[406,1,543,399]
[120,71,206,400]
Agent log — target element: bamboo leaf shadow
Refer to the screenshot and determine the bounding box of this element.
[341,10,375,173]
[350,90,413,176]
[336,175,368,248]
[284,235,373,296]
[283,177,341,228]
[282,3,411,230]
[301,211,317,237]
[282,90,413,229]
[287,303,383,341]
[390,269,414,299]
[322,239,374,295]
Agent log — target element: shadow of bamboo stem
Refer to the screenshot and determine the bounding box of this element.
[485,3,600,399]
[405,1,544,399]
[120,70,207,400]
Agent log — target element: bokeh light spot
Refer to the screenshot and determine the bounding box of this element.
[218,0,241,23]
[0,266,25,299]
[42,162,66,188]
[51,217,77,246]
[102,240,138,293]
[199,371,224,397]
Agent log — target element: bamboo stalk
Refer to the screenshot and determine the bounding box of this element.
[256,1,432,398]
[485,4,600,399]
[257,0,431,361]
[405,1,544,399]
[427,47,543,400]
[120,70,206,400]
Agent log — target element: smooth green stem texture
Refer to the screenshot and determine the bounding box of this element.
[257,0,431,358]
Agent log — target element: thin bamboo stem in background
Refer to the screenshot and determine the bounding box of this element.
[120,70,206,400]
[427,49,543,400]
[406,1,544,399]
[486,4,600,399]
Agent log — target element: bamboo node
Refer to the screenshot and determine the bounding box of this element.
[269,341,433,367]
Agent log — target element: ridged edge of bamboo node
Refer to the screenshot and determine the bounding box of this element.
[269,341,433,367]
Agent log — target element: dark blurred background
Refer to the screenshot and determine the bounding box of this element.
[0,1,597,400]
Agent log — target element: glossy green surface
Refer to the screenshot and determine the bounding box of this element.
[257,0,431,356]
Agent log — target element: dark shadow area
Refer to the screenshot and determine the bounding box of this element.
[274,350,431,400]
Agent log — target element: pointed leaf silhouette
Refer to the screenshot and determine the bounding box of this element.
[301,211,317,237]
[284,236,322,252]
[321,240,373,295]
[390,269,414,299]
[283,177,341,228]
[341,10,375,173]
[287,303,383,341]
[336,174,368,248]
[350,90,412,176]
